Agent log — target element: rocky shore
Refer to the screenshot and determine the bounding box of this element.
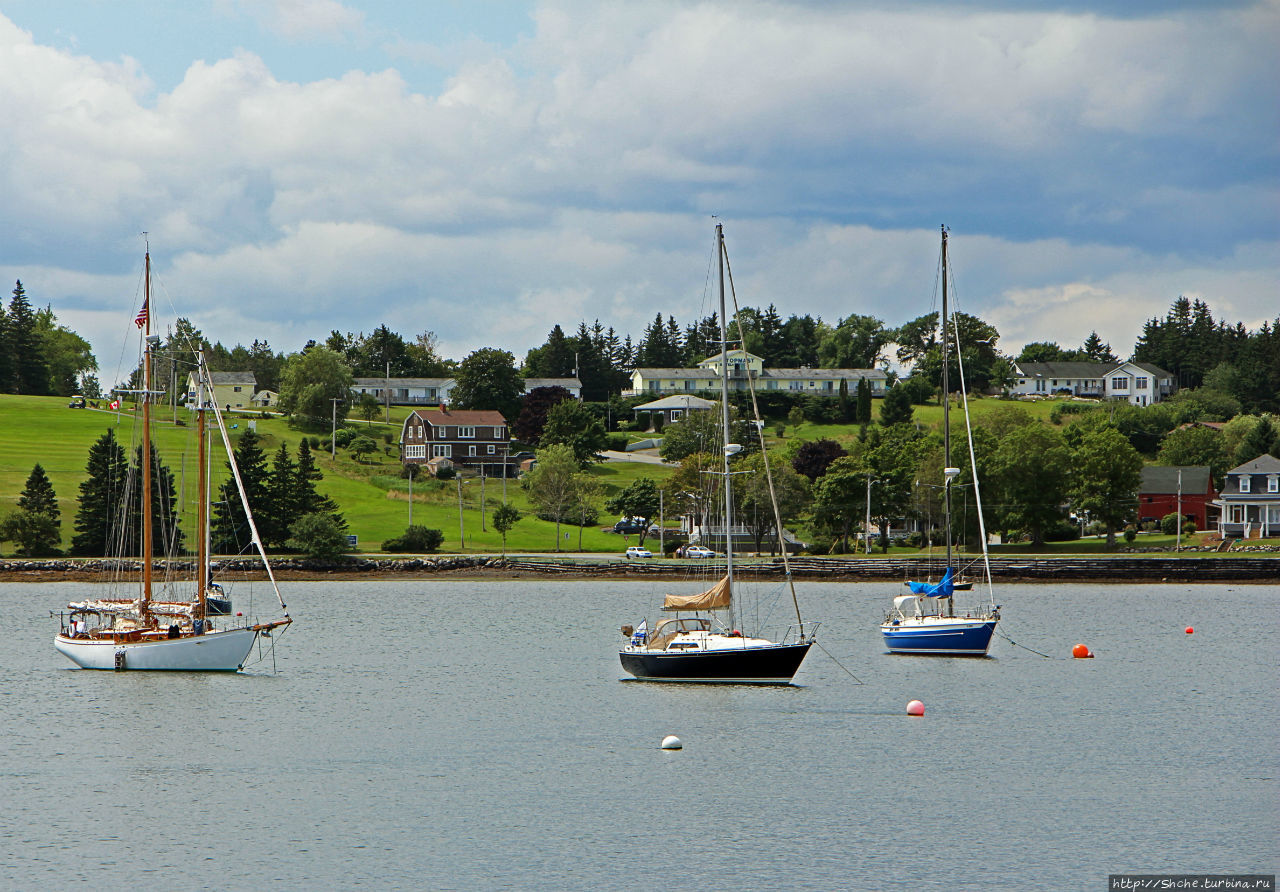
[3,554,1278,583]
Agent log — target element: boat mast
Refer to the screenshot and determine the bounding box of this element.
[715,223,735,629]
[196,364,208,620]
[141,249,153,612]
[940,225,954,617]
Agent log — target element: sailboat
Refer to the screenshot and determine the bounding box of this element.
[53,248,291,671]
[619,224,815,684]
[881,226,1000,655]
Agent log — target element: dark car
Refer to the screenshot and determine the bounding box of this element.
[509,451,535,462]
[613,518,646,534]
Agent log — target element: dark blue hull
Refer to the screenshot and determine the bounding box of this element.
[619,643,812,684]
[881,618,997,656]
[205,596,232,616]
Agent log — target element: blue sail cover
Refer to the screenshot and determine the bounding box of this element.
[908,566,955,598]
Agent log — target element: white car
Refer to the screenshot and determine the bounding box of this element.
[625,546,653,559]
[683,545,716,558]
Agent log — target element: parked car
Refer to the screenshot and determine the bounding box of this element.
[509,451,535,463]
[613,518,646,534]
[682,545,716,558]
[625,546,653,559]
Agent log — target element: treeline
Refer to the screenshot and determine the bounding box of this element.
[0,281,97,398]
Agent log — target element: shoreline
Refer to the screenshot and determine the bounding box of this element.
[4,554,1278,583]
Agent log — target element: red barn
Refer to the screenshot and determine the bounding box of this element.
[1138,466,1217,530]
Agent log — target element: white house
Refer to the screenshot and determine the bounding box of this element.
[1213,454,1280,540]
[185,371,256,411]
[626,349,888,397]
[352,377,454,406]
[1009,360,1174,406]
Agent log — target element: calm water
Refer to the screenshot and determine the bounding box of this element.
[2,579,1276,891]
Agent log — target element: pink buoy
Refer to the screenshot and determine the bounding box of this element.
[906,700,925,716]
[1185,626,1194,635]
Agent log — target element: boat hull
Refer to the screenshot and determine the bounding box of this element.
[53,627,260,671]
[880,617,997,656]
[619,642,812,684]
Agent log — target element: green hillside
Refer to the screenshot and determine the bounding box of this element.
[0,394,672,555]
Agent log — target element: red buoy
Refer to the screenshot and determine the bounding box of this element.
[1072,643,1093,659]
[906,700,925,716]
[1185,626,1194,634]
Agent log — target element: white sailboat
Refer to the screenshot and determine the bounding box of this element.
[53,248,291,671]
[619,223,815,683]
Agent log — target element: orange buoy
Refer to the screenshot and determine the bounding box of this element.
[1072,643,1093,659]
[906,700,925,716]
[1185,626,1194,634]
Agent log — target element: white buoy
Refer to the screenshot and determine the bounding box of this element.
[661,735,682,750]
[906,700,925,717]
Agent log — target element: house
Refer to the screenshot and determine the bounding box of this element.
[250,389,278,408]
[1008,360,1175,405]
[352,377,454,406]
[632,394,716,427]
[1137,466,1217,530]
[523,377,583,399]
[399,407,510,472]
[1213,454,1280,539]
[185,371,256,411]
[626,349,888,397]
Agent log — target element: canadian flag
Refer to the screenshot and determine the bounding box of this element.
[110,399,120,410]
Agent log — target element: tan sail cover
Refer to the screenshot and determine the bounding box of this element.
[663,575,731,610]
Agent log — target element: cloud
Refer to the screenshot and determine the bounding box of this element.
[0,2,1274,380]
[237,0,366,42]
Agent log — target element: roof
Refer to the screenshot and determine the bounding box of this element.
[633,394,717,411]
[353,377,453,387]
[524,378,582,389]
[1125,361,1174,380]
[634,368,718,378]
[761,368,887,380]
[205,371,257,385]
[1139,466,1212,494]
[1227,454,1280,475]
[699,349,762,364]
[1013,362,1112,379]
[410,408,507,426]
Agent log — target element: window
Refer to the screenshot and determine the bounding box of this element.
[1239,476,1250,493]
[1112,377,1128,390]
[432,445,451,458]
[233,386,242,392]
[670,410,683,421]
[487,445,496,454]
[468,445,477,457]
[497,427,506,439]
[1136,377,1148,389]
[1051,380,1058,387]
[459,426,476,438]
[406,444,425,459]
[1269,476,1278,494]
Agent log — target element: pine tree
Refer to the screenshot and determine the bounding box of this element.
[71,429,130,556]
[264,444,299,549]
[838,378,852,423]
[2,463,63,556]
[294,438,345,530]
[1234,417,1277,465]
[8,281,50,395]
[128,443,185,557]
[1081,331,1117,364]
[211,428,271,554]
[0,300,12,392]
[856,377,873,424]
[18,463,59,519]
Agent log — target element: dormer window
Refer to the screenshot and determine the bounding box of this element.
[1239,476,1250,493]
[458,426,476,439]
[1269,476,1278,494]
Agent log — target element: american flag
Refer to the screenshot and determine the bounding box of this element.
[134,298,148,329]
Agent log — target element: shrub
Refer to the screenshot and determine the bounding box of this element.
[435,466,456,480]
[383,432,393,444]
[1085,520,1107,538]
[333,427,355,448]
[607,434,629,452]
[1123,526,1137,544]
[309,436,321,449]
[382,525,445,553]
[775,424,785,438]
[286,513,350,559]
[1161,513,1197,536]
[1043,519,1082,542]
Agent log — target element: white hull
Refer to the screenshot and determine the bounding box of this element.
[54,627,260,671]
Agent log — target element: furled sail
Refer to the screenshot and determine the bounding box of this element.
[908,566,955,598]
[663,575,732,610]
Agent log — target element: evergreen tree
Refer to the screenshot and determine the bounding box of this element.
[1234,417,1278,465]
[211,428,270,554]
[856,378,873,424]
[0,300,11,391]
[129,443,186,557]
[880,384,914,426]
[295,438,345,529]
[264,444,300,549]
[3,463,62,555]
[1080,331,1117,364]
[71,429,130,556]
[18,463,59,519]
[8,281,50,395]
[838,377,851,423]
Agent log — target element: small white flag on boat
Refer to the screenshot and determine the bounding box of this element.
[630,620,647,645]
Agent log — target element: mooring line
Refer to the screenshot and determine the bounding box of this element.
[815,639,866,684]
[996,626,1056,659]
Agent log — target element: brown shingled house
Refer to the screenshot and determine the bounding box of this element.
[399,407,510,472]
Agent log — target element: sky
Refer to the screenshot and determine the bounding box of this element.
[1,0,1276,387]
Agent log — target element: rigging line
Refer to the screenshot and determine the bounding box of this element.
[813,639,865,684]
[721,235,807,639]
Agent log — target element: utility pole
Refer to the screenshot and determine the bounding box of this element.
[659,488,664,555]
[385,360,390,424]
[408,464,414,526]
[330,398,342,458]
[865,475,873,554]
[480,465,487,531]
[1176,469,1183,553]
